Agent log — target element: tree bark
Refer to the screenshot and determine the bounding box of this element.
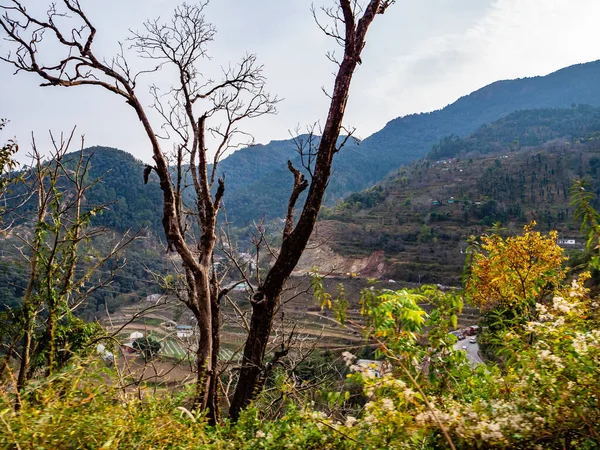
[230,0,387,420]
[207,276,221,424]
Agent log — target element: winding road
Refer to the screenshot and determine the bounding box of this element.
[454,338,484,366]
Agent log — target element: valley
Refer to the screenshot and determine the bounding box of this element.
[4,63,600,349]
[1,1,599,444]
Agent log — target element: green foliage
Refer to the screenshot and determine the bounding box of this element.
[133,335,161,361]
[360,287,427,339]
[571,178,600,269]
[0,119,19,218]
[310,271,349,325]
[345,186,385,210]
[31,318,104,374]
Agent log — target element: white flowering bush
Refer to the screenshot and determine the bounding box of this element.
[325,272,599,449]
[2,231,599,449]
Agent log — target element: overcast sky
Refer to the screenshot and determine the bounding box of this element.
[2,0,600,163]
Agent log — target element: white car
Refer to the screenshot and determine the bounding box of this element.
[469,338,477,344]
[461,345,467,350]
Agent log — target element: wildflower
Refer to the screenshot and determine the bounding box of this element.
[403,387,416,401]
[345,416,357,428]
[255,430,266,439]
[552,296,572,314]
[342,351,356,366]
[381,397,395,412]
[363,413,376,425]
[572,334,589,356]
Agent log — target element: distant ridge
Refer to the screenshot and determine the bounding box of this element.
[66,60,600,228]
[214,59,600,225]
[357,59,600,168]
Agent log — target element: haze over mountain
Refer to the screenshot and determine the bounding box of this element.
[8,59,600,234]
[215,59,600,225]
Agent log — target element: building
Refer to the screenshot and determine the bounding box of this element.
[355,359,392,378]
[96,343,115,363]
[557,238,577,246]
[176,324,194,338]
[129,331,144,340]
[145,293,165,303]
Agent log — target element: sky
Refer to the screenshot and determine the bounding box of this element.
[2,0,600,164]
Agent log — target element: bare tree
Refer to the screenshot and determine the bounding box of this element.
[130,4,277,420]
[0,0,393,420]
[229,0,393,419]
[0,131,137,408]
[0,0,276,421]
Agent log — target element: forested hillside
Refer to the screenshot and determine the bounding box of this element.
[0,147,166,316]
[213,59,600,225]
[213,137,371,225]
[79,147,164,234]
[428,105,600,159]
[319,106,600,284]
[3,146,164,234]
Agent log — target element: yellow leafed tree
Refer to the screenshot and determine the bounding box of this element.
[466,222,567,312]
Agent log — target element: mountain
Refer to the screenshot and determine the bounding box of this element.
[79,147,165,234]
[0,147,167,315]
[51,61,600,229]
[213,59,600,226]
[299,106,600,285]
[360,60,600,166]
[212,136,372,225]
[4,146,165,235]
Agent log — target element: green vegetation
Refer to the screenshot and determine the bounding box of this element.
[1,224,599,448]
[322,104,600,285]
[133,335,162,362]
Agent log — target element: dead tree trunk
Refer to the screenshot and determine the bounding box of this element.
[230,0,392,419]
[208,275,221,422]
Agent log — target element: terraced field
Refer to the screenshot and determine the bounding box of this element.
[101,275,479,378]
[161,339,187,359]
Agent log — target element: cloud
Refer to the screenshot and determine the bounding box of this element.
[2,0,600,162]
[358,0,600,134]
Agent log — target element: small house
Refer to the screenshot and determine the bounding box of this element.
[557,238,576,246]
[129,331,144,341]
[176,324,194,338]
[355,359,392,378]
